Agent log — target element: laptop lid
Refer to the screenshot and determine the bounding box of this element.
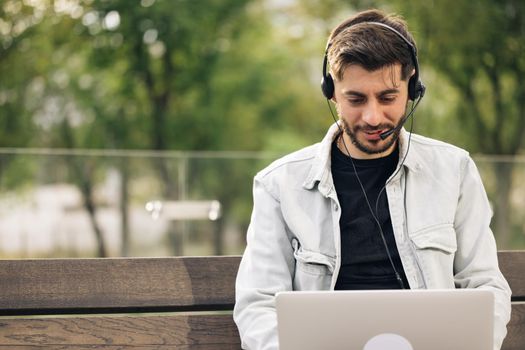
[276,289,494,350]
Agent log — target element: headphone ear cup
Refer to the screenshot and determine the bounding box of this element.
[408,76,417,100]
[321,73,334,99]
[408,77,426,100]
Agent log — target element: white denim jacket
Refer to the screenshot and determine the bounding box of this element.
[234,123,512,350]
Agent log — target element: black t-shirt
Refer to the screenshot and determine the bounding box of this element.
[331,138,409,290]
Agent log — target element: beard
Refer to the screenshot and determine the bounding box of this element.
[340,119,400,155]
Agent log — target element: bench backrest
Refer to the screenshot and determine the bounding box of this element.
[0,256,241,349]
[0,251,523,349]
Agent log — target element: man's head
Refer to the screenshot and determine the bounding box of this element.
[325,9,418,92]
[323,9,423,159]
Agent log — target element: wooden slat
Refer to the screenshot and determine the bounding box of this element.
[0,252,522,312]
[0,314,241,349]
[0,257,241,314]
[498,251,525,299]
[502,303,525,350]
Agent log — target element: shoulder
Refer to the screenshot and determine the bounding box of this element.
[409,133,470,163]
[253,143,320,196]
[407,133,474,178]
[256,143,319,180]
[410,133,468,154]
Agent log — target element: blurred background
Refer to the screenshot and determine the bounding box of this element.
[0,0,524,258]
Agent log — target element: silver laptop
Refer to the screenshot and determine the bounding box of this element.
[276,289,494,350]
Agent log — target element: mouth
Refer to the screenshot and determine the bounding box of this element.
[362,129,387,141]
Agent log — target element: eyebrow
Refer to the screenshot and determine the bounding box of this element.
[343,88,400,97]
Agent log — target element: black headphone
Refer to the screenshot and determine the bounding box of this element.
[321,21,426,101]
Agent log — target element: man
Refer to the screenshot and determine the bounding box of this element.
[234,9,511,350]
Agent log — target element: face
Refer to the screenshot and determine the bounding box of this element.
[333,63,409,159]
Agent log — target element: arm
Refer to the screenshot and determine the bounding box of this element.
[234,176,295,350]
[454,156,512,350]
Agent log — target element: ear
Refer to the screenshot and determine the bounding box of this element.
[330,84,337,103]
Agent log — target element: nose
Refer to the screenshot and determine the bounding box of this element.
[362,100,382,126]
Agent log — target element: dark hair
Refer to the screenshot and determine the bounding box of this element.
[327,9,416,81]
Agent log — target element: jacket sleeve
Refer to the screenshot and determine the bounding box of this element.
[454,156,512,350]
[233,176,295,350]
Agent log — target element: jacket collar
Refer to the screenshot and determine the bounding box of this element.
[302,123,423,193]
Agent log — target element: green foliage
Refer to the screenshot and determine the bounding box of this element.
[2,0,524,251]
[388,0,524,155]
[0,0,340,248]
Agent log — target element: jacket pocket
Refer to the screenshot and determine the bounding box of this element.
[410,224,458,254]
[409,224,457,288]
[292,238,334,290]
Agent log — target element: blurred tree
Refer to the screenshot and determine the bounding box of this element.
[0,1,111,256]
[75,0,332,254]
[0,1,41,184]
[0,0,331,256]
[79,0,269,255]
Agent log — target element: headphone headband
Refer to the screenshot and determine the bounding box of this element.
[321,21,425,101]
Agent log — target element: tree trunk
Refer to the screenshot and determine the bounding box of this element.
[60,119,107,257]
[80,176,107,257]
[119,158,130,257]
[214,217,224,256]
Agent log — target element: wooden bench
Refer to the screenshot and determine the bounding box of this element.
[0,251,523,349]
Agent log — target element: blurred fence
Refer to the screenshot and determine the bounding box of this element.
[0,148,524,258]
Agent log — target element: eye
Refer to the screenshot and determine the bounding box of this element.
[379,95,396,104]
[348,98,365,105]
